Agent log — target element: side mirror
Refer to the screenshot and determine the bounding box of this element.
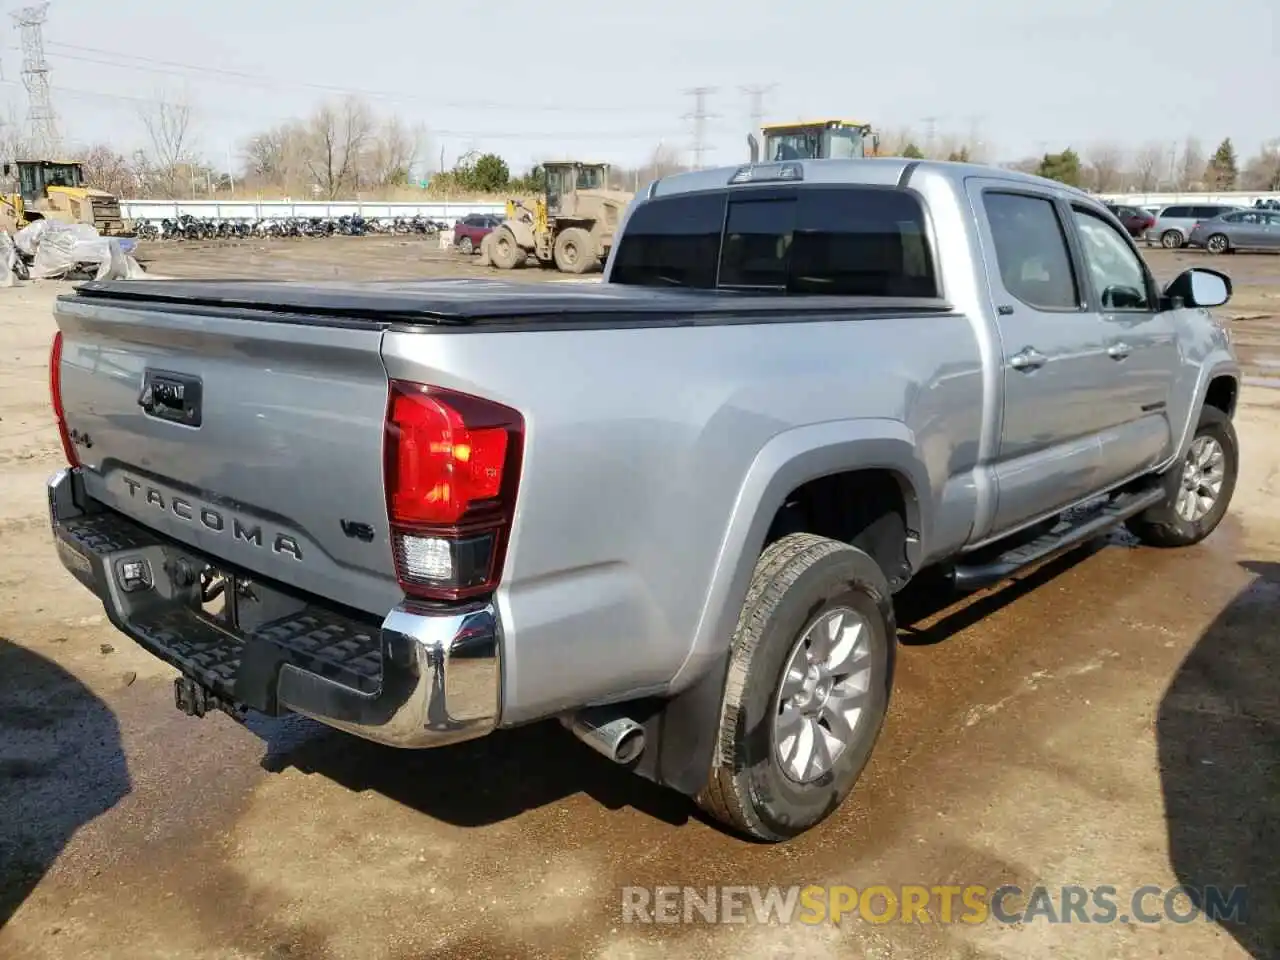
[747,133,760,164]
[1164,267,1232,309]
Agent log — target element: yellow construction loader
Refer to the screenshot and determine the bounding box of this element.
[747,119,880,163]
[484,161,633,274]
[1,159,125,236]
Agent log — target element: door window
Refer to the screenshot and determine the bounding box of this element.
[1071,207,1152,310]
[982,192,1081,311]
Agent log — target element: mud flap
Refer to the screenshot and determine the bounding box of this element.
[630,651,731,798]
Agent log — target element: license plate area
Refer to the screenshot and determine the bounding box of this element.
[138,369,202,427]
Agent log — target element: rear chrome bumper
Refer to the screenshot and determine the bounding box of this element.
[48,467,501,749]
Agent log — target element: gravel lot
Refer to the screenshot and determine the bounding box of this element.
[1,240,1277,960]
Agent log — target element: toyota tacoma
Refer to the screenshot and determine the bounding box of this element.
[46,158,1241,841]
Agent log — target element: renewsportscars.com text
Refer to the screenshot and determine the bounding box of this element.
[621,883,1249,926]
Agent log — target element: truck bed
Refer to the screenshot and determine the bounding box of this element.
[68,277,952,328]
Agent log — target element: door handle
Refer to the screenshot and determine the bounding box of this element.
[1009,347,1048,371]
[1107,342,1132,360]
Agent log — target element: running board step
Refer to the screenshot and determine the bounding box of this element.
[951,486,1167,590]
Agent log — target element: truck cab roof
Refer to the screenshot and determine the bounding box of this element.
[645,157,1094,204]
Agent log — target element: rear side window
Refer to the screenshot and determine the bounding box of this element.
[610,186,938,297]
[982,192,1080,311]
[1162,206,1191,218]
[609,192,726,288]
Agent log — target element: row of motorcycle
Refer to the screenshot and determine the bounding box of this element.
[132,213,454,241]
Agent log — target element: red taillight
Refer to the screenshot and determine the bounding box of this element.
[384,380,523,601]
[50,331,80,468]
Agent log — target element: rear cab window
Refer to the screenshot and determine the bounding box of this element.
[609,185,938,297]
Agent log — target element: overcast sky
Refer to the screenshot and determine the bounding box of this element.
[2,0,1276,174]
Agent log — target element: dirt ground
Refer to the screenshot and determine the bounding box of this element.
[1,241,1278,960]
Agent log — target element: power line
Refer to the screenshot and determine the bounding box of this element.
[39,41,677,117]
[682,86,718,169]
[14,3,59,156]
[0,77,688,143]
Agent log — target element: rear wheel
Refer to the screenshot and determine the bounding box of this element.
[457,236,474,255]
[553,227,596,274]
[697,533,895,842]
[1161,230,1184,249]
[488,227,523,269]
[1205,233,1229,255]
[1126,405,1237,548]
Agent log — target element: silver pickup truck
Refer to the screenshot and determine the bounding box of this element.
[47,158,1240,842]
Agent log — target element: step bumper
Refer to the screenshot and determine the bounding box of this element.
[47,467,501,749]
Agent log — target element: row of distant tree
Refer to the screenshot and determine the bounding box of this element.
[1012,138,1279,193]
[3,93,1277,200]
[877,129,1280,193]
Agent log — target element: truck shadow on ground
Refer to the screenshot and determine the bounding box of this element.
[893,538,1105,646]
[255,713,696,830]
[253,546,1108,835]
[0,637,130,929]
[1157,560,1279,959]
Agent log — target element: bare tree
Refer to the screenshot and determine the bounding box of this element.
[1242,139,1280,191]
[1130,142,1165,192]
[1177,136,1205,190]
[1083,143,1127,192]
[138,93,197,199]
[605,143,688,193]
[364,116,424,188]
[0,105,32,167]
[1003,156,1041,175]
[877,127,920,157]
[241,120,309,195]
[302,97,375,199]
[77,145,136,198]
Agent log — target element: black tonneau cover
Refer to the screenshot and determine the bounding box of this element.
[66,277,952,326]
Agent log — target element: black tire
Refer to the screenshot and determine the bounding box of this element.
[488,227,523,269]
[697,533,896,842]
[553,227,595,274]
[1126,405,1238,548]
[1161,230,1184,249]
[1205,233,1229,255]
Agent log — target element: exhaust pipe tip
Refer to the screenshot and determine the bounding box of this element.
[563,708,647,765]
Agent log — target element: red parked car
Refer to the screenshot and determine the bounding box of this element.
[1104,203,1156,240]
[452,214,505,255]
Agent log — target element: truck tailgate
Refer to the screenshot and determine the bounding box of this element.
[54,295,402,617]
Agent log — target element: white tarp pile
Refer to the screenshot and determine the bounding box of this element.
[0,231,22,287]
[14,221,147,281]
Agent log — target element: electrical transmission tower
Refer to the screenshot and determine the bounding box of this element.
[682,86,718,169]
[920,115,939,151]
[14,3,61,157]
[740,83,776,133]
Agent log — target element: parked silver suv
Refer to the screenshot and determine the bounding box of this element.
[1147,203,1243,249]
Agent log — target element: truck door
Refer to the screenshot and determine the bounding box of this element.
[1064,201,1178,491]
[968,182,1120,535]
